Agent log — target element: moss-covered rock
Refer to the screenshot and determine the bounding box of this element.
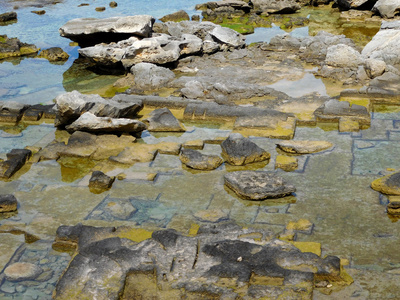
[0,35,39,60]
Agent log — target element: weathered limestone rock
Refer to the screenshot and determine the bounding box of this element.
[179,148,223,170]
[364,58,386,79]
[277,140,334,154]
[336,0,374,9]
[251,0,301,14]
[4,263,43,282]
[37,47,69,61]
[22,104,56,121]
[104,199,137,219]
[221,133,270,166]
[325,44,363,68]
[224,171,296,200]
[0,149,31,179]
[275,155,298,171]
[0,194,18,212]
[130,63,175,90]
[371,171,400,195]
[145,108,185,132]
[65,112,147,134]
[373,0,400,18]
[209,26,245,48]
[160,10,190,22]
[89,171,115,191]
[54,90,143,127]
[0,35,39,60]
[59,15,155,46]
[0,101,30,124]
[0,12,17,23]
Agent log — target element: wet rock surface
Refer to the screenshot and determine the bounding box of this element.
[0,194,18,212]
[4,262,43,282]
[224,171,296,200]
[89,171,115,191]
[0,35,39,60]
[277,140,334,154]
[0,149,31,179]
[0,12,17,23]
[37,47,69,62]
[179,148,223,170]
[145,107,185,132]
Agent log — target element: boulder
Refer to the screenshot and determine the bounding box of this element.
[373,0,400,18]
[0,12,17,23]
[160,10,190,22]
[54,90,143,127]
[224,171,296,200]
[89,171,115,191]
[325,44,363,68]
[0,194,18,212]
[277,140,334,154]
[364,58,386,79]
[4,263,43,282]
[221,133,270,165]
[145,108,185,132]
[209,26,245,48]
[0,35,39,60]
[65,112,147,134]
[130,63,175,90]
[59,15,155,46]
[371,171,400,195]
[37,47,69,61]
[179,148,223,170]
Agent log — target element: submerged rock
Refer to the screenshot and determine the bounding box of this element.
[224,170,296,200]
[179,148,223,170]
[145,108,185,132]
[371,171,400,195]
[0,101,30,124]
[4,263,43,282]
[221,133,270,166]
[0,194,18,212]
[277,140,334,154]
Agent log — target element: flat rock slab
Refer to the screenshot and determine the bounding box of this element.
[277,140,333,154]
[0,194,18,212]
[179,148,223,170]
[224,171,296,200]
[4,262,43,281]
[371,171,400,195]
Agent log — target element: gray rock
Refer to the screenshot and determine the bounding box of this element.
[179,148,223,170]
[251,0,301,13]
[130,63,175,90]
[209,26,245,48]
[0,12,17,23]
[364,58,386,79]
[0,149,31,179]
[277,140,334,154]
[373,0,400,18]
[89,171,115,191]
[160,10,190,22]
[4,263,43,282]
[104,199,137,219]
[145,107,185,132]
[0,194,18,212]
[224,171,296,200]
[54,90,143,127]
[221,133,270,166]
[0,101,30,123]
[65,112,147,133]
[59,15,155,46]
[325,44,363,68]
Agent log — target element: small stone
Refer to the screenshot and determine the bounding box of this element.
[37,47,69,62]
[109,1,118,7]
[4,262,43,281]
[371,171,400,195]
[180,149,223,170]
[95,7,106,11]
[275,155,298,172]
[387,201,400,215]
[89,171,115,191]
[0,12,17,22]
[0,194,18,212]
[194,209,229,222]
[160,10,190,22]
[31,10,46,15]
[191,15,200,21]
[104,200,136,220]
[78,3,89,6]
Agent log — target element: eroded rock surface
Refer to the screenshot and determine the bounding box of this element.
[179,148,223,170]
[277,140,334,154]
[0,35,39,60]
[0,194,18,212]
[371,171,400,195]
[145,107,185,132]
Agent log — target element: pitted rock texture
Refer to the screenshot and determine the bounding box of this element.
[224,171,296,200]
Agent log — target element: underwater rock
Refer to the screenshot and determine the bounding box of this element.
[179,148,223,170]
[65,112,147,134]
[275,155,298,171]
[89,171,115,190]
[37,47,69,61]
[0,194,18,213]
[160,10,190,22]
[221,133,270,166]
[373,0,400,18]
[224,170,296,200]
[59,15,155,46]
[52,223,347,300]
[109,1,118,7]
[4,262,43,282]
[277,140,334,154]
[130,63,175,90]
[194,209,229,222]
[0,35,39,60]
[145,107,185,132]
[371,171,400,195]
[0,12,17,23]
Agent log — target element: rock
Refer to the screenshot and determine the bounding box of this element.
[54,90,143,127]
[194,209,229,222]
[364,58,386,79]
[191,15,200,21]
[95,7,106,11]
[373,0,400,18]
[221,133,270,166]
[224,171,296,200]
[130,63,175,90]
[362,21,400,66]
[104,199,137,219]
[145,108,185,132]
[23,104,56,121]
[209,26,245,48]
[89,171,115,191]
[336,0,373,9]
[32,10,46,15]
[277,140,334,154]
[179,148,223,170]
[0,35,39,60]
[160,10,190,22]
[275,155,298,171]
[59,15,155,46]
[0,194,18,212]
[0,149,31,179]
[325,44,363,68]
[4,263,43,281]
[371,171,400,195]
[387,201,400,215]
[182,139,204,149]
[109,1,118,7]
[0,101,30,123]
[0,12,17,23]
[251,0,301,14]
[65,112,147,134]
[37,47,69,61]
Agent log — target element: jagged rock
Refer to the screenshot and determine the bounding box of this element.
[0,149,31,179]
[160,10,190,22]
[59,15,155,46]
[277,140,334,154]
[373,0,400,18]
[145,108,185,132]
[224,171,296,200]
[0,101,30,123]
[37,47,69,61]
[251,0,301,14]
[54,90,143,127]
[52,223,347,300]
[130,63,175,90]
[0,35,39,60]
[371,171,400,195]
[325,44,363,68]
[0,12,17,23]
[221,133,270,166]
[0,194,18,212]
[89,171,115,191]
[4,263,43,282]
[179,148,223,170]
[65,112,146,134]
